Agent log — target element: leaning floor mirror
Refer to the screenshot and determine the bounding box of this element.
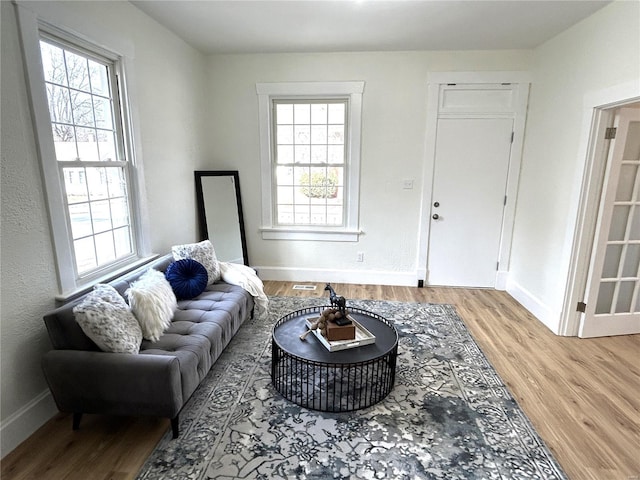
[195,170,249,265]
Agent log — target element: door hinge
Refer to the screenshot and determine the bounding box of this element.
[496,261,500,271]
[510,131,515,143]
[576,301,587,313]
[605,127,617,140]
[504,195,507,206]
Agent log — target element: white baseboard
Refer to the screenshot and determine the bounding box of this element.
[495,270,509,291]
[255,266,418,287]
[1,390,57,458]
[506,279,562,335]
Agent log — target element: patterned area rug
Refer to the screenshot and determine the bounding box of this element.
[137,296,566,480]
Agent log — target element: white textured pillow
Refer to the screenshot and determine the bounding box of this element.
[126,269,177,342]
[172,239,220,285]
[73,284,142,354]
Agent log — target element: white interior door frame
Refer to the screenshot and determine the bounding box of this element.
[417,71,531,288]
[560,81,640,336]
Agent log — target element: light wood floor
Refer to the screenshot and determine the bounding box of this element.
[2,283,639,480]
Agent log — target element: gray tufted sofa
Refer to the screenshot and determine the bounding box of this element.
[41,254,254,438]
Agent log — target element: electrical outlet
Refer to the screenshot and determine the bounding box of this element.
[357,251,364,262]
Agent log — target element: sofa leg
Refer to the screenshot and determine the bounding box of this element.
[72,412,82,431]
[171,415,179,439]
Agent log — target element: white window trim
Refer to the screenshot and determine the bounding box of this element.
[256,81,364,241]
[16,5,151,299]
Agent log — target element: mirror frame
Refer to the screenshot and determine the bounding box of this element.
[195,170,249,265]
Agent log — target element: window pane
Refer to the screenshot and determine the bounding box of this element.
[328,124,344,144]
[311,104,327,124]
[87,167,109,200]
[311,125,327,144]
[97,130,117,161]
[294,104,310,124]
[114,226,132,257]
[616,281,635,313]
[93,96,113,130]
[74,236,97,274]
[64,50,90,92]
[328,103,345,124]
[106,167,126,197]
[76,127,100,162]
[64,167,88,203]
[276,166,294,185]
[46,84,73,124]
[277,145,294,163]
[40,41,67,85]
[71,91,95,127]
[294,145,310,163]
[110,197,129,228]
[68,203,92,239]
[277,125,293,144]
[328,145,344,164]
[311,145,327,163]
[91,200,112,233]
[95,231,116,265]
[276,104,293,124]
[595,281,615,314]
[277,185,294,204]
[88,59,109,96]
[294,125,310,145]
[52,124,77,161]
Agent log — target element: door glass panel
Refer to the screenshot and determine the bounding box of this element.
[629,206,640,240]
[623,121,640,160]
[608,205,630,241]
[615,164,637,201]
[622,244,640,277]
[602,244,622,278]
[615,281,635,313]
[595,281,615,314]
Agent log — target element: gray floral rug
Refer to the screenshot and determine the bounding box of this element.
[136,296,566,480]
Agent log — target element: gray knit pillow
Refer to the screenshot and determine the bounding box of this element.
[73,284,143,354]
[172,239,220,284]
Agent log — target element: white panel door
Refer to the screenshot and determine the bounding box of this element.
[427,118,513,287]
[580,108,640,338]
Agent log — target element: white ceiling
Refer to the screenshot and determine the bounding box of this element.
[131,0,611,55]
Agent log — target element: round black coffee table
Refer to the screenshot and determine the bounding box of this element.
[271,306,398,412]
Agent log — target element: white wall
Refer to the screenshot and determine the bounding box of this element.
[508,0,640,333]
[205,50,531,284]
[0,0,207,456]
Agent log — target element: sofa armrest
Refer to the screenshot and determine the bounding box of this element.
[42,350,183,419]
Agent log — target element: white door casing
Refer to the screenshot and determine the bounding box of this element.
[418,73,530,289]
[428,117,514,287]
[579,107,640,337]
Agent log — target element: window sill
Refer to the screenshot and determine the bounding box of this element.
[260,227,362,242]
[55,254,160,304]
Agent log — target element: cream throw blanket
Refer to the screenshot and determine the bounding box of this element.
[219,262,269,318]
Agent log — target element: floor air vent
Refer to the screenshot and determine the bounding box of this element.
[292,285,317,290]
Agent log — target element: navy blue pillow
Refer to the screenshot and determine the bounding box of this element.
[165,259,208,300]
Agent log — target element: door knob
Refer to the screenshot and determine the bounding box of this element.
[432,214,439,220]
[433,202,440,207]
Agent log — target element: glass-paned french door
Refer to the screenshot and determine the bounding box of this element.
[581,107,640,337]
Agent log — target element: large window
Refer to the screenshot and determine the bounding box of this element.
[257,82,364,241]
[17,7,147,298]
[39,37,135,276]
[273,100,347,226]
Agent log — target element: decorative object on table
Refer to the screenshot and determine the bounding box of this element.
[137,296,567,480]
[324,283,350,324]
[299,307,355,341]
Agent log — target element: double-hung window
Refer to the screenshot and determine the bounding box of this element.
[18,9,147,298]
[257,82,364,241]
